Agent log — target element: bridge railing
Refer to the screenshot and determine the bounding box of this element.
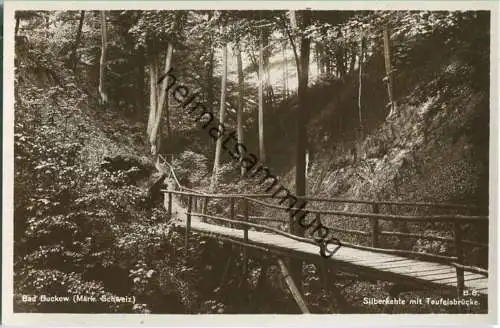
[160,188,488,295]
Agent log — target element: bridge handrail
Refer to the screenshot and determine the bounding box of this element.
[184,208,488,276]
[158,153,484,213]
[187,210,457,264]
[189,211,320,247]
[243,197,489,223]
[233,214,488,248]
[163,189,488,279]
[159,155,209,197]
[159,187,484,210]
[161,190,488,222]
[451,262,489,276]
[302,196,483,210]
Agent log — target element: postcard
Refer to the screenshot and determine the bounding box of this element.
[2,0,498,326]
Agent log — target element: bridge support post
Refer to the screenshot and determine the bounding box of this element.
[454,221,465,297]
[243,198,249,277]
[203,196,209,215]
[289,197,305,292]
[370,203,380,247]
[185,195,193,257]
[214,244,234,294]
[194,195,199,213]
[167,192,172,220]
[277,258,310,314]
[229,197,235,229]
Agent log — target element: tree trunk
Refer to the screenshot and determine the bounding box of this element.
[258,31,266,163]
[291,9,312,291]
[315,43,321,77]
[15,16,20,36]
[349,47,356,75]
[262,32,274,108]
[236,43,245,177]
[326,56,333,77]
[335,46,345,79]
[204,47,215,154]
[383,26,396,118]
[317,43,326,75]
[296,10,311,235]
[136,60,145,118]
[206,48,215,110]
[210,42,228,191]
[70,10,85,72]
[286,11,301,78]
[150,43,174,157]
[282,41,288,101]
[98,11,108,105]
[358,33,365,137]
[206,12,215,152]
[147,56,159,140]
[165,94,171,140]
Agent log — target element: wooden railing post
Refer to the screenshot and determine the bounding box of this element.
[229,197,235,229]
[454,221,465,296]
[289,198,295,234]
[203,196,209,215]
[371,203,380,247]
[313,213,321,241]
[167,191,172,220]
[185,195,193,257]
[193,195,198,213]
[243,198,249,276]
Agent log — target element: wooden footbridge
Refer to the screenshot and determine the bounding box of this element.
[160,177,488,312]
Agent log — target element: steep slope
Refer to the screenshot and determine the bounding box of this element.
[310,57,488,207]
[273,13,490,210]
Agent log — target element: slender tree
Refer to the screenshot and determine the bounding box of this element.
[358,31,365,136]
[15,13,20,36]
[262,31,274,107]
[285,11,300,74]
[348,46,356,75]
[383,25,396,118]
[98,11,108,105]
[210,41,228,191]
[205,12,216,152]
[287,9,312,290]
[135,58,145,117]
[147,55,158,139]
[70,10,85,72]
[236,42,245,176]
[149,43,174,159]
[206,48,215,110]
[258,29,266,163]
[295,9,311,238]
[282,40,287,100]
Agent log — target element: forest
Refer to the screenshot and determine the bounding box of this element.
[13,9,490,314]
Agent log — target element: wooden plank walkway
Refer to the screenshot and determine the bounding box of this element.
[169,207,488,297]
[166,193,487,297]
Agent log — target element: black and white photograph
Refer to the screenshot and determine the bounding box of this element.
[2,0,498,325]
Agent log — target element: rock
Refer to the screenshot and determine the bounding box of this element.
[100,153,155,179]
[147,171,168,204]
[100,153,170,207]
